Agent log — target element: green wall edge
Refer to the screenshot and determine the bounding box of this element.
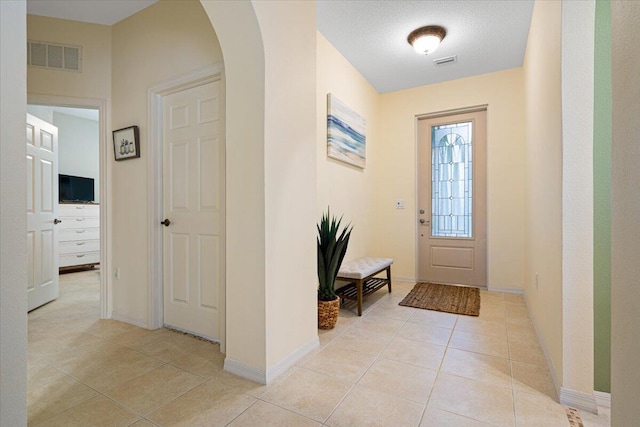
[594,0,612,394]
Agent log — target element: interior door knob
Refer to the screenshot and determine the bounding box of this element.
[53,218,62,224]
[161,219,171,227]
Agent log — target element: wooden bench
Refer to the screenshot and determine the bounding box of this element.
[335,257,393,316]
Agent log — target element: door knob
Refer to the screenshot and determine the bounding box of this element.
[54,218,62,224]
[161,219,171,227]
[419,219,430,225]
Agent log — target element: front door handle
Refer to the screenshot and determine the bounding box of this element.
[419,219,430,225]
[161,219,171,227]
[54,218,62,224]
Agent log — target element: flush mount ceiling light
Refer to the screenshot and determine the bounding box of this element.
[407,25,447,55]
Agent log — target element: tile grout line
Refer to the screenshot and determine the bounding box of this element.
[39,342,214,425]
[506,297,519,427]
[322,327,403,421]
[416,312,459,426]
[317,289,418,424]
[222,398,261,426]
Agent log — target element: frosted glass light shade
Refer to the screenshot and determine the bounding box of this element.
[412,35,442,55]
[407,25,447,56]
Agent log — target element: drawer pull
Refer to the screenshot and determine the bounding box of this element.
[76,218,84,221]
[76,254,85,258]
[76,242,85,246]
[76,230,85,234]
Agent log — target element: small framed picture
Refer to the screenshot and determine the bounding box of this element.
[113,126,140,161]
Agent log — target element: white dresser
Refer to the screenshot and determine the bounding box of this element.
[58,203,100,268]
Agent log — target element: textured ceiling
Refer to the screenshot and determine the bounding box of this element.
[27,0,534,94]
[27,0,158,26]
[317,0,535,93]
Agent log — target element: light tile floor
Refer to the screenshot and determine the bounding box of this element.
[27,270,610,426]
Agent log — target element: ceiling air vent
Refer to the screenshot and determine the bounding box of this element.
[433,55,457,66]
[27,40,82,72]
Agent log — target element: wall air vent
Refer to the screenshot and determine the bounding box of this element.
[433,55,457,66]
[27,40,82,72]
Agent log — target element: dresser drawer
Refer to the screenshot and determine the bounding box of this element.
[59,204,99,217]
[59,216,99,229]
[59,251,100,267]
[59,227,100,241]
[59,239,100,255]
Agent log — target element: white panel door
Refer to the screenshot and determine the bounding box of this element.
[27,113,60,311]
[162,81,223,340]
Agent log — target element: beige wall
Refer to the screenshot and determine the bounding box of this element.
[27,15,111,101]
[376,69,526,287]
[316,33,380,261]
[253,0,318,372]
[111,0,223,325]
[561,0,596,401]
[202,0,319,379]
[0,1,27,424]
[523,0,563,385]
[611,0,640,423]
[200,0,267,374]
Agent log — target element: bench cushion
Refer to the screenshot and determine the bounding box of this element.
[337,257,393,280]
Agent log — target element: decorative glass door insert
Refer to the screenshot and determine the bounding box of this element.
[431,121,473,238]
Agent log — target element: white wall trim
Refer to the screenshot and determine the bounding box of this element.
[392,276,416,284]
[523,291,561,397]
[28,93,111,319]
[487,286,523,294]
[224,336,319,385]
[560,387,599,414]
[416,104,489,120]
[224,358,268,384]
[594,390,611,408]
[265,337,320,383]
[111,311,147,328]
[147,64,226,347]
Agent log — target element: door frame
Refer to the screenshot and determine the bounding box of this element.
[414,104,488,284]
[27,94,110,318]
[147,64,226,352]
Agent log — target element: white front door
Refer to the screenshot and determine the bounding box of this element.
[162,81,223,340]
[27,113,60,311]
[417,110,487,287]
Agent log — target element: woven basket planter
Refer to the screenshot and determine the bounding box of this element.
[318,297,340,330]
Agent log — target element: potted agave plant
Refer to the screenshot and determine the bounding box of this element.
[317,208,352,330]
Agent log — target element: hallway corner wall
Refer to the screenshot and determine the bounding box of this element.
[523,0,564,387]
[0,1,28,425]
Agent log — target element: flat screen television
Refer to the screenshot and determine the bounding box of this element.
[59,174,95,203]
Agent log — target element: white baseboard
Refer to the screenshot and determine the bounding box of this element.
[523,293,561,397]
[111,311,148,329]
[224,336,320,385]
[560,387,599,413]
[224,358,267,384]
[265,336,319,383]
[594,390,611,408]
[487,286,524,294]
[392,276,416,284]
